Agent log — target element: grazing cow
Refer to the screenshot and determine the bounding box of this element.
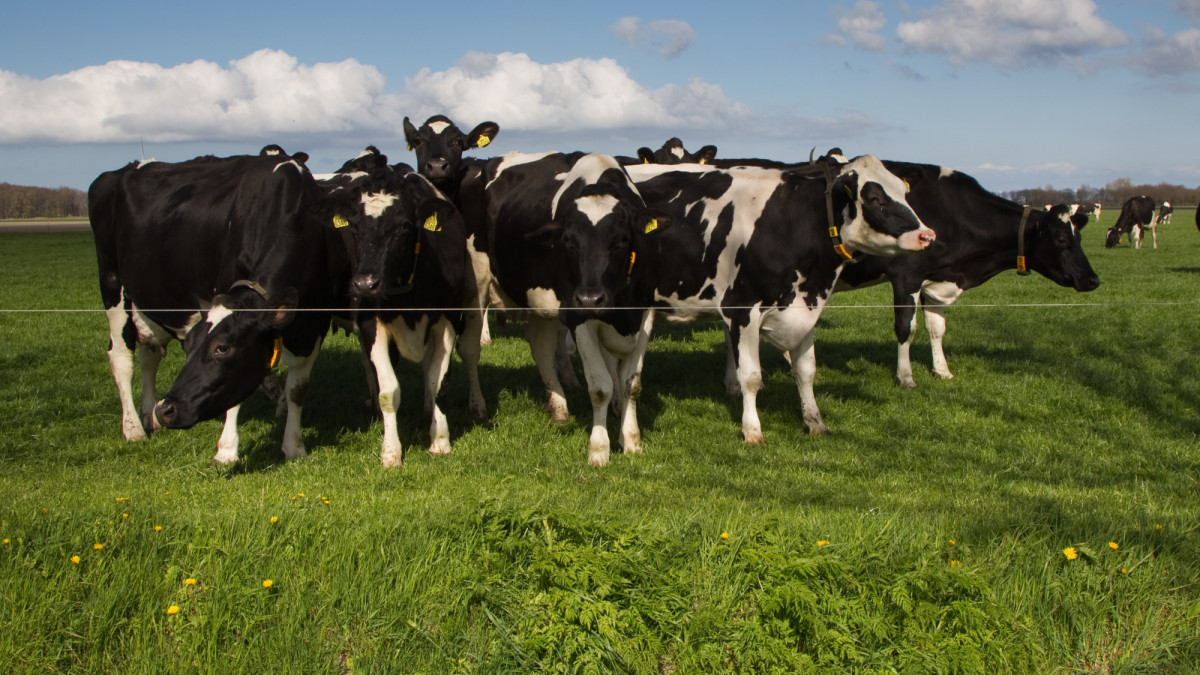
[1159,201,1173,225]
[626,156,936,442]
[89,147,351,464]
[320,148,469,467]
[617,137,718,166]
[1105,196,1157,248]
[1075,202,1102,220]
[403,114,500,353]
[459,151,669,466]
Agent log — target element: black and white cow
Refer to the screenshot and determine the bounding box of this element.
[403,114,500,353]
[1075,202,1102,220]
[318,148,470,467]
[458,151,670,466]
[1105,196,1157,249]
[625,156,936,442]
[89,147,351,464]
[617,138,718,166]
[835,165,1100,386]
[1159,201,1173,225]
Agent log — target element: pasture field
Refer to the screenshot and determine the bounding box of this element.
[1,208,1199,673]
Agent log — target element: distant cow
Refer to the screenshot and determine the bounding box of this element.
[1105,196,1157,248]
[617,138,717,166]
[321,148,470,467]
[626,156,936,442]
[460,151,670,466]
[1075,202,1102,220]
[1159,201,1173,225]
[89,147,351,465]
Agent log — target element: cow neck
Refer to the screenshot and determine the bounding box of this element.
[821,162,856,262]
[1016,205,1033,276]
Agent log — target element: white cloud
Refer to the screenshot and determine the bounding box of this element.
[0,49,401,144]
[1178,0,1200,23]
[609,17,696,58]
[831,1,888,52]
[1133,27,1200,76]
[402,52,749,132]
[895,0,1126,68]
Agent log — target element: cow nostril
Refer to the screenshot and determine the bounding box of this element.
[575,290,608,309]
[154,401,174,425]
[353,275,381,294]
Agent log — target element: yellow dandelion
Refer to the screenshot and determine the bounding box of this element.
[70,555,80,564]
[262,579,274,588]
[115,497,130,502]
[1155,524,1163,531]
[1063,547,1078,560]
[950,560,962,567]
[154,525,163,532]
[41,508,47,514]
[93,543,105,551]
[270,516,278,524]
[948,539,956,546]
[2,538,9,545]
[817,540,829,547]
[720,532,729,540]
[1121,568,1129,574]
[166,605,180,615]
[184,578,196,586]
[1108,542,1119,550]
[322,499,330,506]
[121,513,129,519]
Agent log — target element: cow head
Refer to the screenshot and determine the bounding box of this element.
[402,115,499,190]
[320,164,461,301]
[635,138,718,165]
[1028,205,1100,291]
[803,155,935,256]
[153,285,297,429]
[1104,225,1125,248]
[524,162,670,319]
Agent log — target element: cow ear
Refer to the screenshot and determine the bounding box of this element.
[639,210,672,235]
[403,117,419,150]
[417,200,456,234]
[468,121,500,150]
[523,221,563,246]
[832,170,860,202]
[1070,213,1089,230]
[694,145,718,165]
[267,288,299,330]
[636,147,656,164]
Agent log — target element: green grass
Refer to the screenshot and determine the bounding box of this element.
[2,209,1199,673]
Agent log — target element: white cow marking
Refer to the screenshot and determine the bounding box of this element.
[427,120,451,134]
[575,194,619,225]
[361,192,398,218]
[206,304,234,329]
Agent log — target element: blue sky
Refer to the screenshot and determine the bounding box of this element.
[1,0,1198,194]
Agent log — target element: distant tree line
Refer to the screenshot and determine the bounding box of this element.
[0,183,88,219]
[1003,178,1199,210]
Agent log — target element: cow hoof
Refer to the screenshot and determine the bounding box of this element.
[428,441,452,456]
[931,371,955,381]
[380,453,403,468]
[741,430,765,445]
[211,455,239,467]
[894,376,917,388]
[589,451,610,467]
[123,427,148,442]
[807,424,831,436]
[469,402,488,422]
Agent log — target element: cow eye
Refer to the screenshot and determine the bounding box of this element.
[211,342,232,358]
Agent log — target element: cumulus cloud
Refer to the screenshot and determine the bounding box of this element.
[829,1,888,51]
[1133,27,1200,76]
[0,49,402,144]
[1178,0,1200,23]
[0,49,753,146]
[402,51,748,132]
[610,17,696,59]
[895,0,1126,68]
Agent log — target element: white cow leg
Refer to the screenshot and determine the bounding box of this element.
[574,323,613,467]
[137,342,165,433]
[527,317,569,424]
[212,405,241,465]
[723,329,740,395]
[424,321,455,456]
[895,305,918,388]
[479,308,492,345]
[788,331,829,436]
[279,339,321,462]
[369,322,404,467]
[617,312,654,456]
[925,305,954,380]
[105,307,146,442]
[734,325,766,444]
[458,310,488,421]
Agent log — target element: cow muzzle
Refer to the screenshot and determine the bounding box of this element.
[899,226,937,251]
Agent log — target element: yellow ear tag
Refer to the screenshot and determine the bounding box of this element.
[698,158,707,165]
[643,157,650,164]
[627,251,636,275]
[333,214,349,229]
[644,218,658,234]
[476,135,491,148]
[423,213,440,232]
[406,144,413,151]
[903,179,911,193]
[844,185,854,199]
[268,337,282,369]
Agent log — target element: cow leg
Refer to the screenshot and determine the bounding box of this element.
[424,320,455,456]
[893,288,919,388]
[367,319,404,467]
[479,308,492,345]
[1150,223,1158,249]
[458,310,488,421]
[787,330,829,436]
[731,322,766,444]
[279,339,321,462]
[723,329,740,395]
[574,322,614,466]
[556,323,581,389]
[615,310,655,457]
[137,340,166,435]
[212,405,241,465]
[924,305,953,379]
[1133,225,1142,248]
[105,306,147,441]
[527,316,569,424]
